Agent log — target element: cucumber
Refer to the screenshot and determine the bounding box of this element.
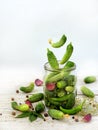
[65,93,75,109]
[57,80,67,89]
[28,93,44,103]
[47,48,59,69]
[81,86,95,98]
[65,86,74,93]
[20,82,34,93]
[35,102,45,113]
[48,109,64,120]
[84,76,96,83]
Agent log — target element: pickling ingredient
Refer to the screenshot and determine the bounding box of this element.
[44,112,49,117]
[57,80,67,89]
[57,90,65,97]
[35,102,45,113]
[20,82,34,93]
[49,34,67,48]
[46,70,69,83]
[65,93,75,109]
[25,100,33,108]
[45,72,59,83]
[65,75,76,86]
[75,97,98,116]
[65,86,74,93]
[84,76,96,83]
[16,111,30,118]
[60,100,85,115]
[16,111,45,122]
[48,98,62,106]
[82,114,92,122]
[29,112,37,122]
[48,109,64,120]
[81,86,95,98]
[46,82,56,91]
[47,48,59,69]
[16,90,19,93]
[63,61,75,70]
[35,79,43,86]
[11,111,16,116]
[50,94,71,102]
[11,102,29,112]
[60,43,73,64]
[28,93,44,103]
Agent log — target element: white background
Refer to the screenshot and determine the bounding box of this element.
[0,0,98,81]
[0,1,98,129]
[0,0,98,70]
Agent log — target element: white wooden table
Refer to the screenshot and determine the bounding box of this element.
[0,66,98,130]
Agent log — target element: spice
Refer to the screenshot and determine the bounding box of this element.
[0,113,2,116]
[11,98,14,101]
[32,107,34,110]
[16,90,19,93]
[12,111,16,116]
[74,116,79,122]
[72,116,75,119]
[44,112,49,117]
[75,118,79,122]
[26,95,29,98]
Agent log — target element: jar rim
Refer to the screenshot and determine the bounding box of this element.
[44,61,76,72]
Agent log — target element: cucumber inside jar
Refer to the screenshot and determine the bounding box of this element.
[44,72,77,109]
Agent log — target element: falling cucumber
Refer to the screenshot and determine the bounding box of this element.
[49,34,67,48]
[60,43,73,64]
[47,48,59,69]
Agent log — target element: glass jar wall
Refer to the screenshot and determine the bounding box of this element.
[43,62,77,110]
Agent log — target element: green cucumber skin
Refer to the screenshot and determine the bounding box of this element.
[28,93,44,103]
[47,48,59,69]
[81,86,95,98]
[50,94,71,102]
[35,102,45,113]
[46,71,69,83]
[60,100,85,115]
[20,83,34,93]
[57,80,67,89]
[45,72,59,83]
[84,76,96,83]
[51,35,67,48]
[65,93,75,109]
[60,43,73,64]
[48,109,64,120]
[11,102,29,112]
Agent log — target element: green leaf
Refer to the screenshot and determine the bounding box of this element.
[29,113,37,122]
[35,113,45,120]
[30,111,45,120]
[16,112,30,118]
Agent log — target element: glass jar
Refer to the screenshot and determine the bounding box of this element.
[43,62,77,110]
